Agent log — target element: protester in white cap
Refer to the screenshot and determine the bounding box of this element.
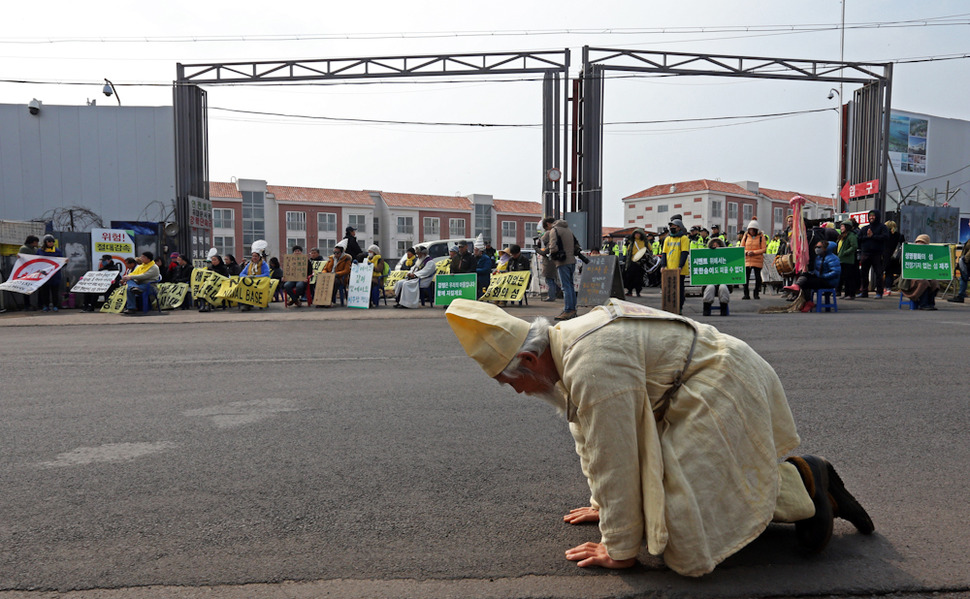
[444,298,874,576]
[741,219,767,300]
[321,240,352,304]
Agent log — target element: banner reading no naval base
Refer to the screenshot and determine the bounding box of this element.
[0,253,68,294]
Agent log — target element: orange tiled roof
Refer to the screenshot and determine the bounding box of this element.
[493,199,543,215]
[209,181,241,199]
[759,187,837,207]
[380,192,472,211]
[624,179,758,200]
[601,226,623,237]
[269,185,374,206]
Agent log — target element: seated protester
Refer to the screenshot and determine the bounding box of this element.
[365,244,386,308]
[225,255,242,276]
[83,254,122,312]
[394,246,436,309]
[238,241,270,311]
[452,240,475,274]
[322,240,353,304]
[702,238,731,317]
[947,238,970,304]
[154,257,167,282]
[306,247,324,304]
[473,240,494,298]
[198,253,230,312]
[165,252,181,282]
[269,257,284,303]
[399,247,417,271]
[283,246,308,307]
[784,240,841,312]
[900,234,941,310]
[494,248,511,273]
[121,252,160,315]
[172,254,194,309]
[506,244,531,272]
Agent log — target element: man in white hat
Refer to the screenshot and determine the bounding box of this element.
[444,298,873,576]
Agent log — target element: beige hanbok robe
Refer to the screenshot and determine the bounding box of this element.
[548,299,801,576]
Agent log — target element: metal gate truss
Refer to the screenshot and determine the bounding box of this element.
[583,47,889,84]
[177,51,570,84]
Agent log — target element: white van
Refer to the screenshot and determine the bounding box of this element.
[393,238,472,270]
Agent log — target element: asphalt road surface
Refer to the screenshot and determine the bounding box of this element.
[1,297,968,599]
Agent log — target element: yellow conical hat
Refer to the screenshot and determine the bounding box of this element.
[445,299,530,377]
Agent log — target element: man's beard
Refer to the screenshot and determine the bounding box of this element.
[527,379,567,416]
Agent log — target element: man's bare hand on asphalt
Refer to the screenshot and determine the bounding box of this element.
[565,542,636,569]
[563,506,599,524]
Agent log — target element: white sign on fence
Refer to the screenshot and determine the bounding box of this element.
[0,253,68,295]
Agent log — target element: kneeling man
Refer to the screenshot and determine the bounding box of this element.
[445,298,873,576]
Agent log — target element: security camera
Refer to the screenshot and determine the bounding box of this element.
[28,99,41,116]
[103,82,113,97]
[827,91,835,100]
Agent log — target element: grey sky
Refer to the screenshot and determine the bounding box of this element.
[3,0,969,225]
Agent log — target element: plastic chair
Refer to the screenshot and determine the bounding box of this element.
[898,292,917,310]
[814,288,838,313]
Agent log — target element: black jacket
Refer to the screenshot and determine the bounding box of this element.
[858,211,889,255]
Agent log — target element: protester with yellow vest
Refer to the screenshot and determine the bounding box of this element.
[661,219,691,313]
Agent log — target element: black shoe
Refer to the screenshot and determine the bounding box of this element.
[124,308,138,315]
[822,458,874,535]
[541,297,556,302]
[702,302,712,316]
[786,455,834,553]
[947,296,965,303]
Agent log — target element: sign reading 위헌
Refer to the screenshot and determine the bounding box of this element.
[900,243,953,281]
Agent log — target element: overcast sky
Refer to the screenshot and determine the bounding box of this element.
[3,1,969,225]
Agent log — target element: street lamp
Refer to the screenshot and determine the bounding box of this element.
[829,88,843,211]
[102,78,121,105]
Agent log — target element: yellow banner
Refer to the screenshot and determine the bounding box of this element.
[191,269,230,306]
[309,260,327,284]
[100,286,128,313]
[481,271,531,302]
[384,270,407,292]
[156,282,190,310]
[435,260,451,275]
[215,276,279,307]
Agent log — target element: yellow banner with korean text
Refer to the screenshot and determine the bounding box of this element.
[215,276,279,307]
[100,286,128,313]
[384,270,407,292]
[480,271,531,303]
[191,269,230,307]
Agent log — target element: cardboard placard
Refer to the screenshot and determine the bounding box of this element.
[283,254,309,282]
[661,268,681,315]
[313,272,335,307]
[578,255,625,306]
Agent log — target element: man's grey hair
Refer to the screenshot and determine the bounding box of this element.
[501,317,552,378]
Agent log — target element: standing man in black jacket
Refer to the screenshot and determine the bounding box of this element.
[857,210,890,298]
[343,226,363,262]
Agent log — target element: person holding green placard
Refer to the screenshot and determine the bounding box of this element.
[900,234,940,310]
[948,238,970,303]
[701,237,731,316]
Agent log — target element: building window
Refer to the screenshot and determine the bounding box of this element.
[742,204,753,224]
[727,202,739,239]
[286,236,307,250]
[524,221,539,241]
[773,206,785,234]
[474,204,492,241]
[214,235,234,259]
[423,217,440,240]
[241,191,265,250]
[317,212,337,234]
[318,238,336,254]
[397,240,413,256]
[657,204,669,214]
[501,220,517,241]
[349,214,366,233]
[285,211,306,232]
[710,200,722,219]
[213,208,234,229]
[449,218,466,238]
[397,216,413,235]
[373,216,380,236]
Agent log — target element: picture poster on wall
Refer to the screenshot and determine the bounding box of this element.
[889,112,928,175]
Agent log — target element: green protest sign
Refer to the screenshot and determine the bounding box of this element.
[689,247,745,285]
[900,243,953,280]
[434,274,478,306]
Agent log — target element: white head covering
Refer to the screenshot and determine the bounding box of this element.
[474,233,486,251]
[251,239,269,256]
[207,247,218,259]
[367,244,380,254]
[445,299,531,378]
[747,220,760,232]
[334,239,348,251]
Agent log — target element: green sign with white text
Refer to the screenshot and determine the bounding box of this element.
[900,243,953,280]
[689,247,745,285]
[434,273,479,306]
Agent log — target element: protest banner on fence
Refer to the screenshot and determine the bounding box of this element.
[313,272,335,306]
[347,263,374,309]
[100,286,127,313]
[689,247,745,286]
[191,269,229,306]
[434,273,478,306]
[0,253,69,294]
[70,270,119,294]
[216,276,279,308]
[901,243,953,280]
[481,271,531,303]
[384,270,407,293]
[90,228,135,271]
[156,282,190,309]
[283,254,308,282]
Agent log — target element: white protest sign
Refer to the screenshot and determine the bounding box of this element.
[0,253,68,295]
[71,270,120,294]
[347,262,374,309]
